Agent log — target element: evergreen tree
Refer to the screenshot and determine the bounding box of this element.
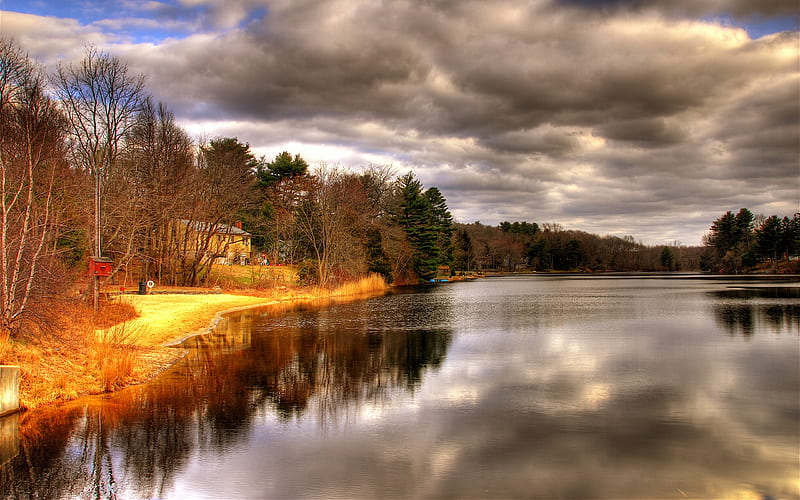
[257,151,308,186]
[526,237,550,271]
[395,173,437,280]
[734,208,755,254]
[660,246,676,271]
[707,211,736,253]
[563,239,586,270]
[251,151,309,259]
[365,228,392,281]
[780,214,800,263]
[500,221,539,236]
[756,215,783,266]
[424,186,455,267]
[392,173,453,281]
[706,208,755,273]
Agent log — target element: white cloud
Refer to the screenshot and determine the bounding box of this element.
[0,11,108,64]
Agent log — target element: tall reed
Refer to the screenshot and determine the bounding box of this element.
[329,273,389,297]
[89,298,141,392]
[93,321,141,392]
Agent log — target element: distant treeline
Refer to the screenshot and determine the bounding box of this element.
[451,221,704,273]
[449,208,799,274]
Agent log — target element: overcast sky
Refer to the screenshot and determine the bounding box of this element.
[2,0,798,245]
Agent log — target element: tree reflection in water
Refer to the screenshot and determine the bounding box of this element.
[711,287,800,336]
[0,290,453,499]
[6,280,795,499]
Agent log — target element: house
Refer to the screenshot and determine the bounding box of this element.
[178,219,253,265]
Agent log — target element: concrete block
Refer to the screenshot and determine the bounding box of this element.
[0,366,19,417]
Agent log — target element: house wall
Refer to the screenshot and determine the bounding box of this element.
[174,221,252,264]
[209,233,251,262]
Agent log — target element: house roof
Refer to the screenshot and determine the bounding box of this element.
[179,219,252,237]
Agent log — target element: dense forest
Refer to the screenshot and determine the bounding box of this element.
[1,39,798,339]
[702,208,800,273]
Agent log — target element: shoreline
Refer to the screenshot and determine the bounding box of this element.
[16,276,389,412]
[161,299,282,347]
[101,286,380,374]
[107,292,297,347]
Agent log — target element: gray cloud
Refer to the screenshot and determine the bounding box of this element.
[553,0,798,18]
[4,0,798,244]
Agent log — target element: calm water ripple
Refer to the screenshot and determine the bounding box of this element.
[1,275,798,499]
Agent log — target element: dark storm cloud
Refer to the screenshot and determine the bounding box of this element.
[483,126,586,157]
[6,0,796,243]
[598,118,687,146]
[137,1,779,133]
[554,0,798,17]
[121,0,798,243]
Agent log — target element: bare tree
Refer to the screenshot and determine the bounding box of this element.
[0,39,68,338]
[294,166,374,287]
[359,163,396,219]
[52,45,147,306]
[123,98,196,284]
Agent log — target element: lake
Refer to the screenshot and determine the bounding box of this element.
[1,275,798,499]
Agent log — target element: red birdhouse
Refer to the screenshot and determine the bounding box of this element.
[89,256,113,277]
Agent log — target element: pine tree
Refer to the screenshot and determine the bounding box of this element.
[756,215,783,268]
[392,173,453,281]
[424,187,455,267]
[365,228,392,281]
[257,151,308,186]
[706,208,755,272]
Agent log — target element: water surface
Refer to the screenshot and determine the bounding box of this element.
[2,275,798,499]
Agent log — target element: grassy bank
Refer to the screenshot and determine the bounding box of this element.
[2,270,389,411]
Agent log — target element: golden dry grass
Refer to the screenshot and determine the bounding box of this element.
[2,299,146,409]
[107,293,276,346]
[327,273,390,297]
